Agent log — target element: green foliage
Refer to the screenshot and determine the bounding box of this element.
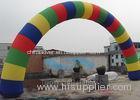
[96,65,106,75]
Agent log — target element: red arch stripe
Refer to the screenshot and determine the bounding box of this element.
[12,34,35,54]
[122,44,137,58]
[106,18,120,33]
[89,5,100,21]
[51,4,67,23]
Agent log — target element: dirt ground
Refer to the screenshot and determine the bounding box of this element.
[1,75,140,100]
[109,75,140,100]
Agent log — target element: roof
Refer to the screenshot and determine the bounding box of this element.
[42,49,107,58]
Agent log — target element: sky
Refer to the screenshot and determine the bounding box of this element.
[0,0,140,52]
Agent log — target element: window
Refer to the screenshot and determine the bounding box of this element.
[138,44,140,48]
[121,62,124,66]
[0,59,2,63]
[116,55,118,59]
[116,63,119,66]
[7,46,10,50]
[134,44,137,48]
[108,48,110,52]
[115,46,118,51]
[112,59,114,63]
[121,55,123,58]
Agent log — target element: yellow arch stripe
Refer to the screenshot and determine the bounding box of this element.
[29,14,50,36]
[82,2,93,19]
[126,61,140,71]
[1,63,26,81]
[115,31,130,44]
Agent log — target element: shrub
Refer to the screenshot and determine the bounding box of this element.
[96,65,106,75]
[73,67,80,73]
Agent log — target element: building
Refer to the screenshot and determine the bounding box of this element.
[0,43,11,71]
[104,42,140,73]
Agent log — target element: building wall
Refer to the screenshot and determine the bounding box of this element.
[0,43,11,56]
[111,54,124,66]
[43,55,107,75]
[0,43,11,71]
[104,42,120,53]
[0,43,11,60]
[26,54,44,73]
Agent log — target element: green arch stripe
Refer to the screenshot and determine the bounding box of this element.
[5,48,29,67]
[96,8,108,24]
[40,7,58,28]
[112,25,125,37]
[73,1,85,18]
[125,54,139,64]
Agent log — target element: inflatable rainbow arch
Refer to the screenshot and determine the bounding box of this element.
[0,1,140,98]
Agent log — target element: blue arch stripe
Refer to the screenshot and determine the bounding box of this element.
[19,23,42,44]
[0,79,23,98]
[62,2,76,19]
[128,70,140,80]
[103,13,115,27]
[119,38,133,50]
